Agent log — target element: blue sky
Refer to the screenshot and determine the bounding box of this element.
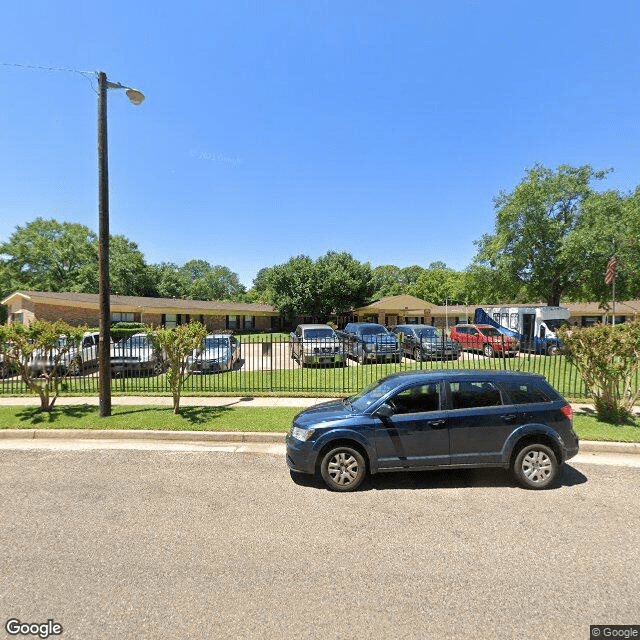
[1,1,639,288]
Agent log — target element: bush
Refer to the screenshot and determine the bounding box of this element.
[110,322,147,341]
[559,320,640,423]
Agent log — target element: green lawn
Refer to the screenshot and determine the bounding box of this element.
[0,405,638,442]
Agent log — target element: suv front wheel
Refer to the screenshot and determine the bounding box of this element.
[513,444,558,489]
[320,446,366,492]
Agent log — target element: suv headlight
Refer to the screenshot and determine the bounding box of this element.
[291,426,316,441]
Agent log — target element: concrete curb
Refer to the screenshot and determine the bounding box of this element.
[0,429,286,443]
[0,428,638,456]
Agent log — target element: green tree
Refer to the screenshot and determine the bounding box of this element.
[266,252,372,321]
[474,164,611,306]
[0,217,155,298]
[370,265,424,299]
[409,267,463,305]
[147,262,191,299]
[0,218,97,295]
[151,322,208,414]
[0,320,87,411]
[559,321,640,424]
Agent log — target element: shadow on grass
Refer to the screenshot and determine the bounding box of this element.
[167,406,233,425]
[575,408,639,427]
[15,404,96,425]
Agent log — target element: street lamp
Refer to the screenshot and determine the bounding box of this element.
[97,71,144,417]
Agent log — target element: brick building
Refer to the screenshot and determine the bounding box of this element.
[1,291,280,332]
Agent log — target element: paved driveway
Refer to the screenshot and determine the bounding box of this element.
[0,448,638,640]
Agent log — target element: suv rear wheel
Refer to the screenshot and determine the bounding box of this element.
[513,444,558,489]
[320,446,366,492]
[483,344,495,358]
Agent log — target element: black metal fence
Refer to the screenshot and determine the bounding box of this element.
[2,335,637,400]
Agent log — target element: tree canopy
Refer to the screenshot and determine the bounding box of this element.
[474,164,611,306]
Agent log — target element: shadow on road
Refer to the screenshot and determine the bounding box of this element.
[289,463,588,492]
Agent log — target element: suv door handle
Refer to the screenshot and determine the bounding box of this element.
[500,414,517,424]
[427,419,446,429]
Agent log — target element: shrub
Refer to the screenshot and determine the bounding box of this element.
[0,320,88,411]
[559,320,640,423]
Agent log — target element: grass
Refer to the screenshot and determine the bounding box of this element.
[0,405,638,442]
[0,405,299,432]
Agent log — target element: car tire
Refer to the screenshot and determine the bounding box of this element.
[413,348,422,362]
[152,361,165,376]
[68,357,83,376]
[547,344,559,356]
[483,344,495,358]
[320,446,367,492]
[357,353,365,365]
[513,444,558,490]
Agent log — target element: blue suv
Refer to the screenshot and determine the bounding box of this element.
[337,322,402,364]
[287,370,579,491]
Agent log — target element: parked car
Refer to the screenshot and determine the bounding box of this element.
[290,324,346,367]
[187,333,240,373]
[287,370,579,492]
[110,332,165,377]
[449,324,519,357]
[27,335,75,376]
[392,324,460,361]
[337,322,401,364]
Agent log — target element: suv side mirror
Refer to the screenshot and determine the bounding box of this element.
[375,403,395,419]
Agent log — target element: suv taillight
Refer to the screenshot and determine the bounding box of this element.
[560,404,573,421]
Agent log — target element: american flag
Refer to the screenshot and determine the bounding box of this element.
[605,255,617,285]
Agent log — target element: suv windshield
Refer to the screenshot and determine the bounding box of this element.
[415,328,440,339]
[203,337,229,349]
[359,326,387,336]
[304,328,335,339]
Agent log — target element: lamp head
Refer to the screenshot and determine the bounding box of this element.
[125,88,145,106]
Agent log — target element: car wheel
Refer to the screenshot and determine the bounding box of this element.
[152,361,165,376]
[513,444,558,489]
[547,344,559,356]
[320,446,366,492]
[483,344,495,358]
[413,348,422,362]
[357,352,365,365]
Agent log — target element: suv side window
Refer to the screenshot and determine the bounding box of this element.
[391,383,441,414]
[501,381,551,404]
[449,381,502,409]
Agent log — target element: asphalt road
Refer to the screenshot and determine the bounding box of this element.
[1,448,638,640]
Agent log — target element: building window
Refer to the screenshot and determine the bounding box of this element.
[243,315,255,330]
[165,314,177,328]
[111,312,135,323]
[227,315,240,330]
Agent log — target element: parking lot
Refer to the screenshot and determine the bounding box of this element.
[1,446,638,640]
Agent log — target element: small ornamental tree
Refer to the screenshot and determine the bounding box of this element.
[558,321,640,424]
[0,320,87,411]
[151,322,208,414]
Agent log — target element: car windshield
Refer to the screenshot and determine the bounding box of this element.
[203,337,229,349]
[349,378,400,412]
[415,328,440,339]
[479,327,503,337]
[124,336,148,348]
[303,328,335,339]
[359,326,387,336]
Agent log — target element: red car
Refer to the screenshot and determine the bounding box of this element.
[449,324,519,358]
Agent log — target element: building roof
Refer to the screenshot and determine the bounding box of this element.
[355,294,433,314]
[1,290,279,315]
